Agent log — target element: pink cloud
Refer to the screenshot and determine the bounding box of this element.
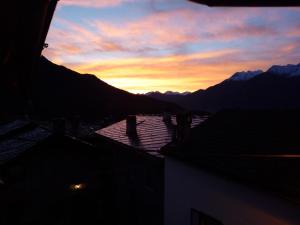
[206,24,278,41]
[60,0,128,8]
[59,0,152,8]
[287,25,300,37]
[90,7,280,51]
[44,18,127,61]
[45,7,299,62]
[46,6,291,61]
[43,6,300,92]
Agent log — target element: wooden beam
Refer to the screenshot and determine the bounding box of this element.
[189,0,300,7]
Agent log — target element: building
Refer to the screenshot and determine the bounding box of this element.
[95,114,207,225]
[0,119,113,225]
[162,110,300,225]
[164,155,300,225]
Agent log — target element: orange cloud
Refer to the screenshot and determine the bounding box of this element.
[52,40,300,94]
[55,49,266,93]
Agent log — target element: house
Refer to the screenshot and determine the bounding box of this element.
[95,114,208,225]
[0,119,113,225]
[162,110,300,225]
[164,154,300,225]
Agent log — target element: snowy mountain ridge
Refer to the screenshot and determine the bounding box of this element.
[229,70,263,81]
[267,63,300,77]
[228,63,300,81]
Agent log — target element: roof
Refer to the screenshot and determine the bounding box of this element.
[0,120,31,137]
[168,152,300,205]
[166,110,300,155]
[189,0,300,6]
[96,115,207,154]
[163,110,300,204]
[0,120,51,164]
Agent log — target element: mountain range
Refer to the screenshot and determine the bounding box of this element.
[31,58,300,118]
[31,57,180,119]
[146,63,300,112]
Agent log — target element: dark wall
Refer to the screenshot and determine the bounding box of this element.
[0,134,165,225]
[0,136,113,225]
[99,138,165,225]
[1,1,58,119]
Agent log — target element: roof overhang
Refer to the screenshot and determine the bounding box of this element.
[189,0,300,7]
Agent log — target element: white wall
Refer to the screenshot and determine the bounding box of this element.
[164,157,300,225]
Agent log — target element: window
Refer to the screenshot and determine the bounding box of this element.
[191,209,223,225]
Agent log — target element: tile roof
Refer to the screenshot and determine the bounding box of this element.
[96,115,207,153]
[0,120,51,164]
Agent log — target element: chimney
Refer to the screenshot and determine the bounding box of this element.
[176,113,192,142]
[163,112,172,124]
[52,118,66,136]
[126,115,137,136]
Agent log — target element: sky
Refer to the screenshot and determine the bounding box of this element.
[43,0,300,93]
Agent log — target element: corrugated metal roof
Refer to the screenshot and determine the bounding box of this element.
[96,115,207,152]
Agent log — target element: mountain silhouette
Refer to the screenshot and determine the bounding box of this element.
[145,91,190,106]
[31,57,180,119]
[147,64,300,112]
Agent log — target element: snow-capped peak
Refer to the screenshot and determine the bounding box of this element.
[229,70,263,81]
[267,63,300,77]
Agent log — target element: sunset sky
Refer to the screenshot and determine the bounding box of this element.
[44,0,300,93]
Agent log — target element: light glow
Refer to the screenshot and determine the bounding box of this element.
[70,183,86,191]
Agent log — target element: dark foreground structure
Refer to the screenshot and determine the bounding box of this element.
[95,111,300,225]
[1,111,300,225]
[162,111,300,225]
[1,1,300,225]
[0,120,113,225]
[95,114,207,225]
[1,0,59,120]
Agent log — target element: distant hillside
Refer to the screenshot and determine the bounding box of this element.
[32,57,181,119]
[146,63,300,112]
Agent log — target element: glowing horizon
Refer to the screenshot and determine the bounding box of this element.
[44,0,300,94]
